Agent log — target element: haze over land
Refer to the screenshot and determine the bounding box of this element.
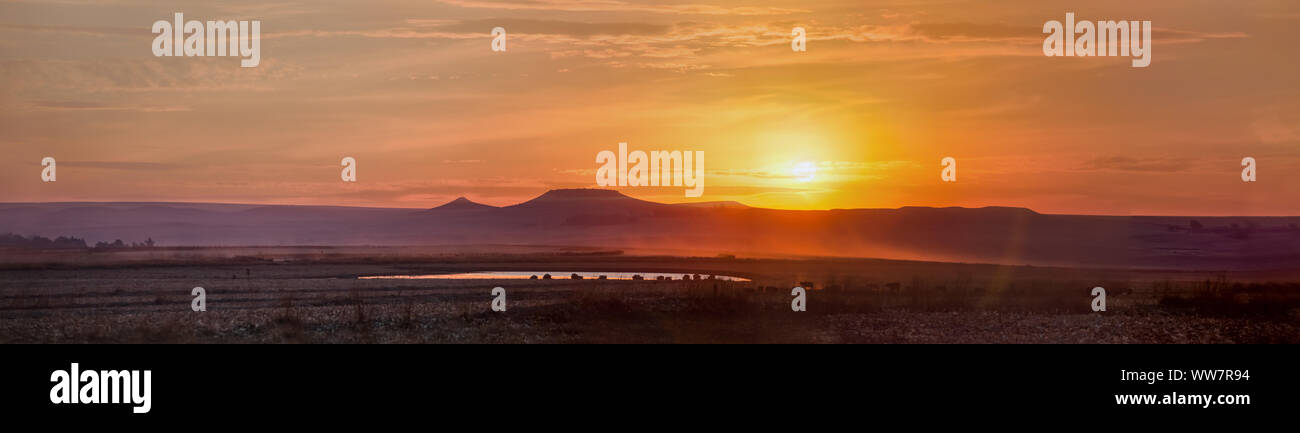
[3,189,1298,270]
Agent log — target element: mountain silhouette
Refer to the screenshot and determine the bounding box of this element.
[430,197,497,211]
[2,190,1298,270]
[506,189,663,211]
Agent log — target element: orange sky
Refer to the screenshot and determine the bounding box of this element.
[1,0,1297,215]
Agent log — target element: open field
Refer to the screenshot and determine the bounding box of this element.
[2,247,1298,343]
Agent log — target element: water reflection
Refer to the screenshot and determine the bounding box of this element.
[360,271,750,282]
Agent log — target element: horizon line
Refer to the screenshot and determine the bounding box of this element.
[3,193,1299,219]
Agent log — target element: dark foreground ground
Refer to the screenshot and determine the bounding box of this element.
[2,247,1298,343]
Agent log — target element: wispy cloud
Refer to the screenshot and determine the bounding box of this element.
[27,100,191,112]
[435,0,808,16]
[59,160,183,170]
[1079,156,1197,173]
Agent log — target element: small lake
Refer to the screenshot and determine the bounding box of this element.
[360,271,750,282]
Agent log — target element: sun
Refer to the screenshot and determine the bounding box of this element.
[792,161,817,182]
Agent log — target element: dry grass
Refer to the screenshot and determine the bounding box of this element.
[1,251,1298,343]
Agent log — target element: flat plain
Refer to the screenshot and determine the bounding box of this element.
[2,247,1297,343]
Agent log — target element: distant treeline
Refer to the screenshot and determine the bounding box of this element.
[1167,221,1300,239]
[0,233,87,249]
[0,233,156,250]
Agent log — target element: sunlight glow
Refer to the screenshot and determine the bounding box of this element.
[793,161,817,182]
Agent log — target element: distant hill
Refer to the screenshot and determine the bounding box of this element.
[2,189,1299,270]
[430,197,497,211]
[505,188,663,211]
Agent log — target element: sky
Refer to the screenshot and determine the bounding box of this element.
[1,0,1297,215]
